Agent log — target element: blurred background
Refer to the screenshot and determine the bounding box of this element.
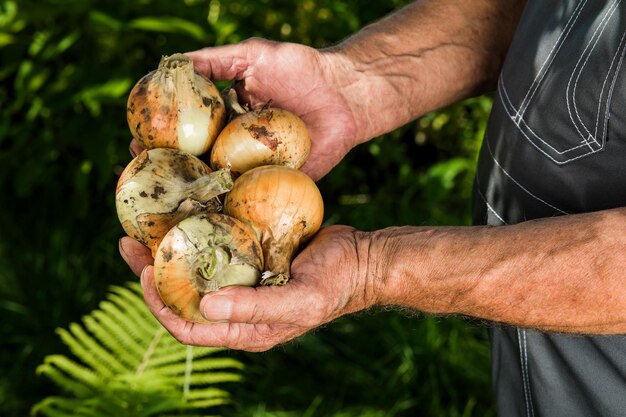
[0,0,496,416]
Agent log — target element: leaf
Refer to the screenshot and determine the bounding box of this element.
[42,30,79,60]
[32,281,243,417]
[88,10,123,31]
[0,0,18,30]
[31,397,92,417]
[0,32,14,46]
[128,16,208,41]
[35,362,96,398]
[427,157,470,191]
[39,355,101,390]
[74,78,133,116]
[28,30,50,56]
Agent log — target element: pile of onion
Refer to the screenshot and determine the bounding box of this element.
[117,53,323,322]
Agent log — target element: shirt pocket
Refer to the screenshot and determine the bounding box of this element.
[497,0,626,165]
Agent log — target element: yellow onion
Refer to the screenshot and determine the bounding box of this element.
[210,96,311,176]
[224,165,323,285]
[116,148,233,256]
[154,213,263,323]
[127,53,226,156]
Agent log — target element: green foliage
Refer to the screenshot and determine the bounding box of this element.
[229,313,493,417]
[0,0,494,416]
[32,282,242,417]
[321,96,492,230]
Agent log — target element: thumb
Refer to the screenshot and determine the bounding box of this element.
[199,283,322,326]
[185,44,252,81]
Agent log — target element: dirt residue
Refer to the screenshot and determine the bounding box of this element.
[245,124,280,151]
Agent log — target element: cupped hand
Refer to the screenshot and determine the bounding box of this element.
[186,38,360,181]
[137,225,378,352]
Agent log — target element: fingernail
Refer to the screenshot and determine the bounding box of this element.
[201,295,233,322]
[129,145,138,158]
[140,265,151,285]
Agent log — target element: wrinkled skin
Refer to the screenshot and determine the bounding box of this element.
[132,39,359,181]
[188,39,361,182]
[121,226,373,351]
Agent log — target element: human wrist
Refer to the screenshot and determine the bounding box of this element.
[353,227,411,309]
[348,229,387,309]
[361,226,478,315]
[316,48,371,144]
[318,46,418,144]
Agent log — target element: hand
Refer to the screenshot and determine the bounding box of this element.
[137,225,378,351]
[187,38,361,181]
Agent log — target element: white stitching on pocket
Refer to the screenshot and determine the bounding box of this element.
[518,0,588,119]
[498,1,626,165]
[567,0,620,143]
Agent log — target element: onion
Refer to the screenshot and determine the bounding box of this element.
[224,165,323,285]
[116,148,233,256]
[154,213,263,323]
[127,53,226,156]
[210,93,311,176]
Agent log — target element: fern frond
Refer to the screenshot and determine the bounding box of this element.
[153,357,244,376]
[82,314,143,368]
[31,396,93,417]
[83,310,145,360]
[192,346,228,356]
[65,323,128,374]
[55,327,113,377]
[106,293,157,337]
[96,380,186,417]
[110,284,157,325]
[141,368,242,389]
[179,371,243,385]
[143,348,191,368]
[146,344,227,367]
[186,398,232,408]
[98,299,155,342]
[33,281,243,417]
[136,326,168,375]
[35,362,96,398]
[38,355,101,390]
[185,357,245,371]
[184,387,231,401]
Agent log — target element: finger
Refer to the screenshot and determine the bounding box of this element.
[119,236,153,277]
[299,157,327,182]
[199,282,324,327]
[299,135,350,181]
[185,44,252,81]
[129,139,144,158]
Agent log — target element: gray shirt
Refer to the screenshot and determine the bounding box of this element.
[473,1,626,416]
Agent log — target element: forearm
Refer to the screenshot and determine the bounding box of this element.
[361,208,626,334]
[323,0,527,143]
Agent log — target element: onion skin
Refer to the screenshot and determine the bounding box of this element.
[127,53,226,156]
[210,106,311,176]
[224,165,323,285]
[116,148,233,256]
[154,213,263,323]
